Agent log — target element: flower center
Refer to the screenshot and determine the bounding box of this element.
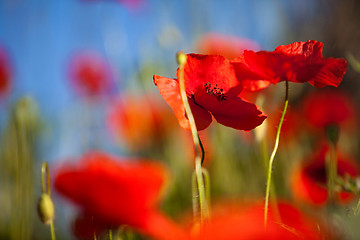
[204,82,227,101]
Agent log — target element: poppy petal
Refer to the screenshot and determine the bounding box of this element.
[153,75,212,131]
[182,54,240,94]
[307,58,347,88]
[239,40,347,87]
[231,56,271,91]
[193,87,266,130]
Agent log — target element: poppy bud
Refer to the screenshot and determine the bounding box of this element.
[325,124,340,145]
[176,51,187,66]
[37,193,55,225]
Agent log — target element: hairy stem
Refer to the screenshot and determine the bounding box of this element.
[177,52,209,224]
[264,81,289,227]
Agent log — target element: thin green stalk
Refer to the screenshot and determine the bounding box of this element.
[354,198,360,215]
[41,162,51,195]
[108,229,113,240]
[261,139,281,223]
[202,168,211,211]
[327,142,337,204]
[264,81,289,227]
[177,52,209,223]
[41,162,56,240]
[50,222,56,240]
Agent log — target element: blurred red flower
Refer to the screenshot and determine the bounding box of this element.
[232,40,347,91]
[0,47,11,100]
[196,33,260,60]
[267,105,300,143]
[107,95,178,152]
[68,52,114,97]
[82,0,145,10]
[291,146,359,206]
[302,90,356,129]
[154,54,266,131]
[72,213,108,239]
[192,201,327,240]
[54,152,188,240]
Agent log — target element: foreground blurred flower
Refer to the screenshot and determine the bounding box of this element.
[54,152,188,240]
[303,90,356,129]
[192,201,327,240]
[68,52,114,98]
[233,40,347,91]
[154,54,266,131]
[0,47,11,100]
[291,146,359,206]
[107,95,177,152]
[197,33,260,60]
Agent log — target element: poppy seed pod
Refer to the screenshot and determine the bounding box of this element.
[37,193,55,225]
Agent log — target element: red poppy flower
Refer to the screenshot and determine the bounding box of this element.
[107,95,178,152]
[54,152,188,240]
[302,90,356,128]
[232,40,347,91]
[192,201,327,240]
[196,33,260,60]
[153,54,266,131]
[0,47,11,100]
[291,146,359,206]
[68,52,114,97]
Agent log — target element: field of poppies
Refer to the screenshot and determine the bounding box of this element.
[1,0,360,239]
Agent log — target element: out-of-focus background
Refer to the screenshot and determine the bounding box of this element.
[1,0,360,239]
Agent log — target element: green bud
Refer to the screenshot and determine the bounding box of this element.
[176,51,187,66]
[325,124,340,145]
[37,193,55,225]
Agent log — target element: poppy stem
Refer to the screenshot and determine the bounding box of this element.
[264,80,289,228]
[41,162,51,196]
[177,51,209,225]
[198,135,205,165]
[108,229,113,240]
[41,162,56,240]
[327,142,338,205]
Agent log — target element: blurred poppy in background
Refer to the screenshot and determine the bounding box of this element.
[290,145,359,206]
[107,94,178,152]
[54,152,188,240]
[154,54,266,131]
[196,33,260,60]
[81,0,145,10]
[0,46,11,100]
[67,51,114,98]
[302,89,357,129]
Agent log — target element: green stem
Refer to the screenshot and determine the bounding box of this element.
[41,162,56,240]
[327,142,337,204]
[41,162,51,195]
[261,139,281,223]
[50,221,56,240]
[108,229,113,240]
[264,81,289,227]
[355,198,360,215]
[202,168,211,211]
[177,52,209,224]
[199,135,205,165]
